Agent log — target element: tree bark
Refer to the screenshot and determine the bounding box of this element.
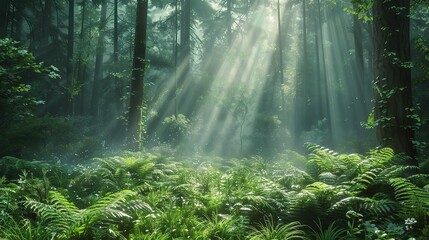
[277,0,285,112]
[75,0,87,115]
[226,0,232,45]
[316,0,331,145]
[91,0,107,118]
[127,0,148,149]
[41,0,53,47]
[294,0,309,143]
[67,0,75,116]
[113,0,121,111]
[177,0,191,114]
[0,0,11,38]
[372,0,417,163]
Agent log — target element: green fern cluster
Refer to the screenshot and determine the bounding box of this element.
[290,144,429,239]
[1,146,429,239]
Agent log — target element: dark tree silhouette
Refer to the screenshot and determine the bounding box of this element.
[373,0,417,164]
[91,0,107,118]
[66,0,75,115]
[127,0,148,149]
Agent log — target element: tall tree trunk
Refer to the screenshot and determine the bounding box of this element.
[373,0,417,163]
[316,0,331,145]
[353,3,364,86]
[41,0,53,47]
[174,0,179,115]
[277,0,285,112]
[127,0,148,149]
[113,0,119,65]
[75,0,87,115]
[294,0,309,144]
[67,0,75,116]
[91,0,107,118]
[110,0,124,139]
[9,3,23,41]
[178,0,191,114]
[0,0,11,38]
[226,0,232,45]
[113,0,121,111]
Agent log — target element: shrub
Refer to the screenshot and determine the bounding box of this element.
[0,116,101,161]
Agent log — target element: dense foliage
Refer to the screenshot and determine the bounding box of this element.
[1,146,428,239]
[1,1,429,239]
[0,39,59,127]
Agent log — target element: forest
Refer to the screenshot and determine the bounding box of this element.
[1,0,429,239]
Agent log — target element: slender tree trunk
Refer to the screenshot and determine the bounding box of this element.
[277,0,285,112]
[10,5,15,38]
[178,0,191,114]
[353,5,364,85]
[110,0,125,139]
[67,0,75,116]
[180,0,191,80]
[11,4,23,41]
[226,0,232,45]
[294,0,309,143]
[113,0,121,111]
[91,0,107,118]
[41,0,53,46]
[127,0,148,149]
[174,0,179,115]
[75,0,86,115]
[0,0,11,38]
[317,0,331,145]
[373,0,417,163]
[353,3,365,108]
[314,20,322,121]
[113,0,119,65]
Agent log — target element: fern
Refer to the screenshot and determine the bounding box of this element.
[84,189,137,223]
[329,196,373,217]
[366,199,397,218]
[390,178,429,218]
[380,165,419,179]
[305,144,362,180]
[25,189,150,239]
[289,190,323,224]
[349,167,382,193]
[367,147,395,166]
[0,179,19,215]
[24,191,79,239]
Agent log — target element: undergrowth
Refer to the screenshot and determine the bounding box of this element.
[1,145,428,239]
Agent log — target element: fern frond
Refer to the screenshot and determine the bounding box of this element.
[95,157,124,173]
[48,191,79,215]
[390,178,429,217]
[24,194,76,239]
[119,199,153,214]
[366,199,397,217]
[318,172,337,185]
[379,165,419,180]
[82,189,138,225]
[367,147,394,165]
[352,168,381,189]
[289,190,323,224]
[329,196,373,216]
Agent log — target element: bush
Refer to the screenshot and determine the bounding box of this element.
[0,38,59,128]
[0,116,101,162]
[161,114,191,146]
